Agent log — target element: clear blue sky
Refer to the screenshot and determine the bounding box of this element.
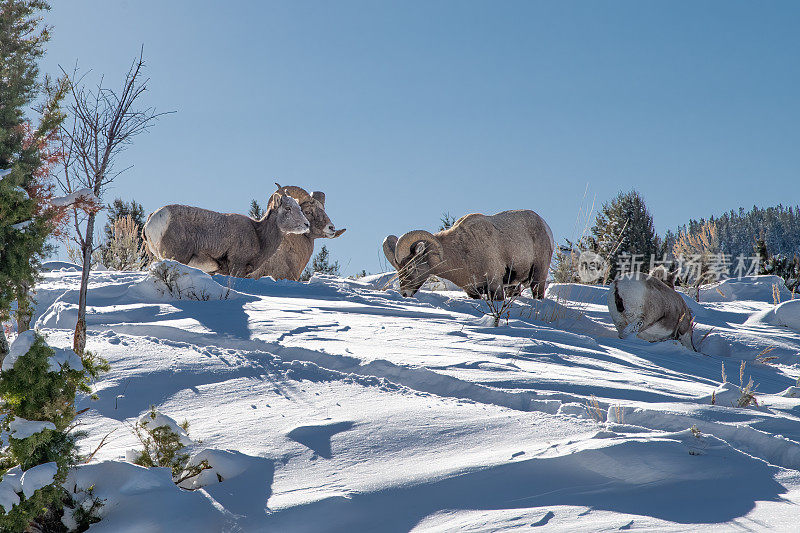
[42,1,800,275]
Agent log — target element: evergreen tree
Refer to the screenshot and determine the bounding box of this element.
[0,0,66,351]
[300,245,341,281]
[439,212,456,231]
[755,236,800,293]
[551,239,580,283]
[0,3,110,528]
[102,198,145,241]
[674,204,800,260]
[0,332,108,530]
[587,190,659,282]
[98,198,146,267]
[249,199,263,220]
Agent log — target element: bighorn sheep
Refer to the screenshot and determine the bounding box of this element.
[143,184,310,277]
[249,185,345,280]
[608,271,694,350]
[383,210,554,299]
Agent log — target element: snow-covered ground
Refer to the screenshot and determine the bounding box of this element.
[20,264,800,531]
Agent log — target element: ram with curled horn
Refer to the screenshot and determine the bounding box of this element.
[248,184,346,280]
[383,209,554,300]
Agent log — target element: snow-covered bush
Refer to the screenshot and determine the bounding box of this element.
[146,261,231,301]
[476,288,522,327]
[65,483,105,531]
[129,408,210,486]
[0,331,108,531]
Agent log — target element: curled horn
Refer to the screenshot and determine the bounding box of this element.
[394,230,442,266]
[383,235,400,270]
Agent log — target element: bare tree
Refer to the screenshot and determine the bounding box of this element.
[57,49,166,354]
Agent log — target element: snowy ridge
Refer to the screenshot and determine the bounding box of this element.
[24,268,800,531]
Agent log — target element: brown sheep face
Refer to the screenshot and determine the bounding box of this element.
[302,199,340,239]
[397,242,435,297]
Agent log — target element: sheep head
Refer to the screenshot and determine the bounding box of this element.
[385,230,443,297]
[269,192,310,235]
[269,187,345,239]
[648,265,679,289]
[305,191,345,239]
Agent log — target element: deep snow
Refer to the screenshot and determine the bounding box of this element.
[7,262,800,531]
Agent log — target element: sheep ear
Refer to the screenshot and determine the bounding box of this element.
[332,228,346,238]
[667,269,679,288]
[274,182,282,191]
[413,240,441,266]
[383,235,399,270]
[267,192,281,210]
[312,191,325,207]
[269,192,283,207]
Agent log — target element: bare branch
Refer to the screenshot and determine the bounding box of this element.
[52,49,168,354]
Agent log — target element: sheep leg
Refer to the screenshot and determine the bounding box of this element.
[504,284,523,298]
[487,284,506,301]
[529,262,548,300]
[621,319,643,338]
[187,255,221,274]
[529,280,546,299]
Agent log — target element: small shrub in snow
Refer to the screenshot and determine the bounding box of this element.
[521,288,582,324]
[301,245,340,282]
[755,345,778,365]
[349,269,369,280]
[149,261,229,301]
[150,262,186,299]
[478,289,521,328]
[130,408,210,485]
[612,404,625,424]
[96,214,146,271]
[65,483,105,531]
[687,425,707,456]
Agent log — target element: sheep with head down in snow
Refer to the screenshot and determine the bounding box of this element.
[608,270,694,350]
[383,209,554,300]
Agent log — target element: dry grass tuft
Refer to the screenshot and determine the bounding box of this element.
[737,361,759,407]
[584,395,605,423]
[612,404,625,424]
[773,283,782,306]
[755,345,779,365]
